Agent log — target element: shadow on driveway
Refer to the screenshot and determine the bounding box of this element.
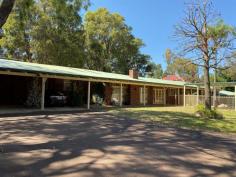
[0,111,235,177]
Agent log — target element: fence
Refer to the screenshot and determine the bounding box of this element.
[185,95,235,109]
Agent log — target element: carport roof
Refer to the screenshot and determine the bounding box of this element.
[0,58,192,87]
[219,90,235,96]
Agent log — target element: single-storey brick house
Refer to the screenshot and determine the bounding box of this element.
[0,58,201,110]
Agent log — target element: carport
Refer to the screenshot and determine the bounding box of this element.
[0,74,32,107]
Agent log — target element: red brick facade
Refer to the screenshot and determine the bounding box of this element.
[104,83,184,106]
[147,86,153,105]
[104,83,113,105]
[130,85,140,105]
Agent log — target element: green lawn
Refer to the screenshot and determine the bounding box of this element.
[108,106,236,133]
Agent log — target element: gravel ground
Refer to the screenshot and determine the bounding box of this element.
[0,112,235,177]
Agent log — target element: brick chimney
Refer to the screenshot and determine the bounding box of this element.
[129,69,139,79]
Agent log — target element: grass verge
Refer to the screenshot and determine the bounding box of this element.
[108,106,236,133]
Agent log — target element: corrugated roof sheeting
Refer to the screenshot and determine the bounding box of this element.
[0,58,191,87]
[219,90,235,96]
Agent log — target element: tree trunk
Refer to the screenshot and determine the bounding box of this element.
[213,68,217,108]
[204,65,211,110]
[0,0,15,28]
[213,53,217,108]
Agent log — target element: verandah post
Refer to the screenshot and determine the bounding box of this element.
[184,85,186,107]
[164,88,166,105]
[87,81,91,110]
[143,85,146,106]
[41,77,47,110]
[175,89,177,105]
[178,88,180,105]
[235,85,236,111]
[197,86,199,106]
[120,83,123,107]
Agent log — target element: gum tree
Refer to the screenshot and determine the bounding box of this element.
[175,0,235,110]
[0,0,15,38]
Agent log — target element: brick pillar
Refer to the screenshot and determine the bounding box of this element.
[104,83,113,105]
[148,86,153,105]
[130,85,140,105]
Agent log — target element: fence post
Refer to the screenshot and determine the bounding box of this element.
[120,83,123,107]
[143,85,146,106]
[87,81,91,110]
[235,85,236,111]
[178,88,180,105]
[213,86,217,108]
[41,77,47,111]
[184,85,186,107]
[197,86,199,106]
[164,88,167,105]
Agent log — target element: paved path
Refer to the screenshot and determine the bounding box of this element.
[0,112,235,177]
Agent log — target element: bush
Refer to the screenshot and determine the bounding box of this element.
[195,104,223,119]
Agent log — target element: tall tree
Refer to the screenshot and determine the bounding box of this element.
[174,0,235,110]
[165,56,199,82]
[208,20,236,106]
[221,60,236,81]
[164,48,175,75]
[0,0,89,66]
[84,8,149,74]
[0,0,36,61]
[146,62,163,79]
[31,0,89,66]
[165,48,172,65]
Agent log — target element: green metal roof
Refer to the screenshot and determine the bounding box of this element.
[0,58,190,87]
[138,77,187,87]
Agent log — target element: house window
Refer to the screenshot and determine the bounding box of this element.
[111,86,120,105]
[140,87,148,104]
[153,89,164,104]
[111,85,127,105]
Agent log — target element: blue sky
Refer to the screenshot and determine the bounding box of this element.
[87,0,236,69]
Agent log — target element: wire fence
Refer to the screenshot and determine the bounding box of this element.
[185,95,235,109]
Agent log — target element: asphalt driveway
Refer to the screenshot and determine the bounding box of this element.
[0,112,235,177]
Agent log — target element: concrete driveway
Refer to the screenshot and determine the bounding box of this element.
[0,112,235,177]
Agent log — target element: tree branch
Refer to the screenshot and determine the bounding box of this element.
[0,0,16,28]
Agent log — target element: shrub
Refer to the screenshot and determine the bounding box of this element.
[195,104,223,119]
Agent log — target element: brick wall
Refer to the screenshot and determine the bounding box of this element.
[104,83,113,105]
[130,85,140,105]
[147,86,153,105]
[104,84,182,106]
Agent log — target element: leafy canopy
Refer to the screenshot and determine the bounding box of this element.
[84,8,150,74]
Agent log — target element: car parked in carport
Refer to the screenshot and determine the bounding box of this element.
[45,91,67,107]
